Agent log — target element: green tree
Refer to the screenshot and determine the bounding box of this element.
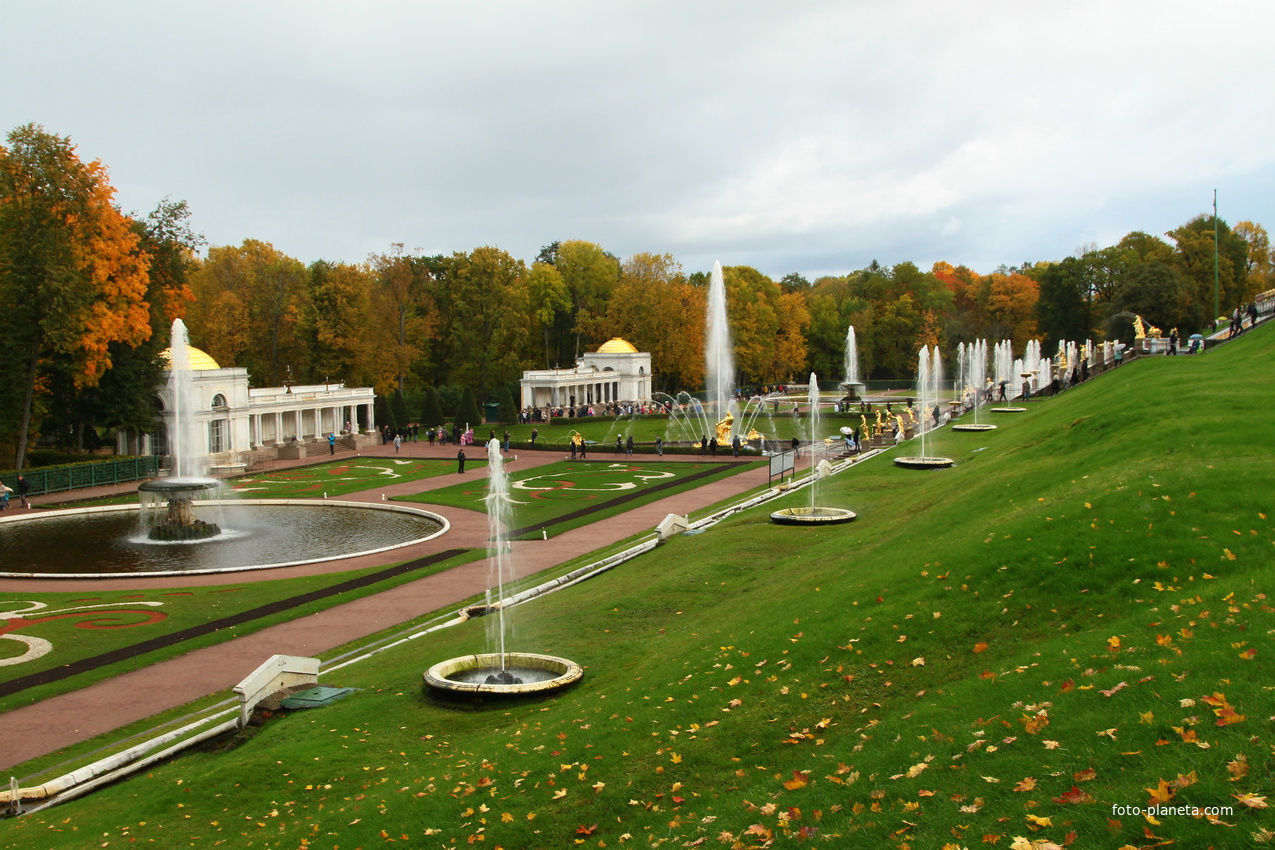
[420,387,444,429]
[555,240,619,359]
[1033,258,1095,347]
[0,124,152,468]
[1114,261,1198,334]
[525,261,570,367]
[454,385,482,430]
[374,395,395,432]
[497,386,517,424]
[391,389,410,429]
[442,247,531,398]
[1167,215,1249,322]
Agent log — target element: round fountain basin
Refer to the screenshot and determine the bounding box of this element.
[0,500,447,578]
[769,506,857,525]
[137,477,222,494]
[893,456,954,469]
[951,423,998,432]
[424,653,583,698]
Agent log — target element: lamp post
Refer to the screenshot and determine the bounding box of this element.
[1213,189,1220,322]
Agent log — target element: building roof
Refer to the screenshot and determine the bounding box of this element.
[160,346,221,370]
[595,337,638,354]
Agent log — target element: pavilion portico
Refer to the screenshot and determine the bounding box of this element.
[117,345,378,470]
[520,338,653,410]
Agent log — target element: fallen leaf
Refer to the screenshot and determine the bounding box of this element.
[1052,785,1094,805]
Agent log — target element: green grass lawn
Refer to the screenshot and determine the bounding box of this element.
[228,456,474,498]
[399,459,761,539]
[2,330,1273,848]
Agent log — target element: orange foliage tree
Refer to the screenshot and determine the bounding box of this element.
[0,124,151,469]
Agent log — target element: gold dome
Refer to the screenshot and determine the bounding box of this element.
[595,337,638,354]
[160,346,221,370]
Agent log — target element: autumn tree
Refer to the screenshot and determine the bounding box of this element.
[0,124,151,468]
[187,239,307,384]
[83,198,203,446]
[721,266,809,386]
[554,240,619,359]
[303,259,377,387]
[602,253,705,393]
[368,244,436,394]
[984,272,1038,348]
[1233,220,1272,294]
[1167,215,1249,323]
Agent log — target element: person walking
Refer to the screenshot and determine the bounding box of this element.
[655,436,663,456]
[791,435,800,458]
[731,435,740,457]
[17,474,29,509]
[457,449,466,473]
[394,434,402,453]
[530,427,538,445]
[626,435,633,456]
[328,433,336,455]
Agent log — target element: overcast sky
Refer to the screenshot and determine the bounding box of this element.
[5,0,1272,279]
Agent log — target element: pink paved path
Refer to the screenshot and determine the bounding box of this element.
[0,445,776,772]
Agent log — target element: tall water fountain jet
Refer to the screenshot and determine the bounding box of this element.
[705,261,738,441]
[841,325,864,400]
[952,339,997,432]
[991,339,1026,412]
[771,374,855,524]
[424,439,583,698]
[895,346,953,469]
[137,319,224,541]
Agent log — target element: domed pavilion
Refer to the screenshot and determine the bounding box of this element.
[519,338,653,411]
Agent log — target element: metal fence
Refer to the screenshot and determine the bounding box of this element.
[0,456,158,497]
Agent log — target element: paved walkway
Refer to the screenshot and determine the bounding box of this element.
[0,445,775,772]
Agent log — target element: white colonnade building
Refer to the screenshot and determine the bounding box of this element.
[116,345,377,470]
[519,338,653,410]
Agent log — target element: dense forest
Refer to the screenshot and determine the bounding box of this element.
[3,124,1271,469]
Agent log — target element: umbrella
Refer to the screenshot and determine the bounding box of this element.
[1189,334,1204,340]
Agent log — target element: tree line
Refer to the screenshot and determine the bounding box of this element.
[3,123,1271,469]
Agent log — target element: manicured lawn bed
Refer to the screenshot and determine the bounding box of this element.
[398,459,761,539]
[227,457,473,498]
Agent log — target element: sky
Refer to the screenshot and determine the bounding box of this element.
[4,0,1272,280]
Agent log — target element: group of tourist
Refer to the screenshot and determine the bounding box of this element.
[0,474,30,510]
[1228,302,1261,338]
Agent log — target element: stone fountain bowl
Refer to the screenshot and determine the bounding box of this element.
[893,456,954,469]
[770,506,856,525]
[951,423,998,432]
[423,652,583,699]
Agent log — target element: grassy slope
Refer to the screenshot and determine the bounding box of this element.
[2,331,1272,849]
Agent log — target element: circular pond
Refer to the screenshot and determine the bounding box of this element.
[0,500,447,578]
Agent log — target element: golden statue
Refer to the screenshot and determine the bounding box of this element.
[860,414,870,439]
[715,411,734,444]
[1132,314,1163,340]
[874,408,885,436]
[746,428,762,441]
